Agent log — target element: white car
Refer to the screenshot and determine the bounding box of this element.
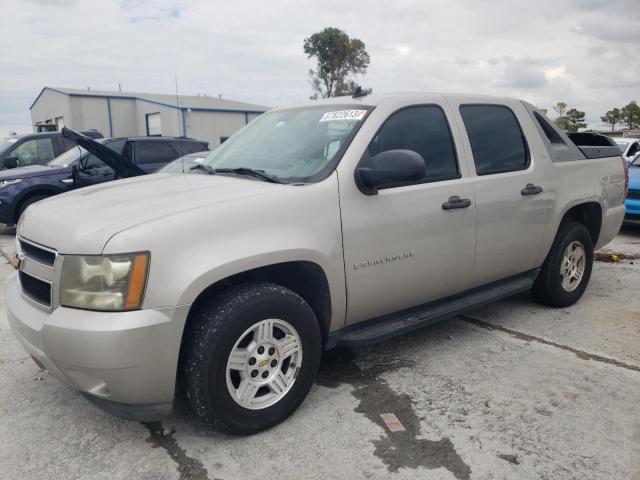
[612,137,640,162]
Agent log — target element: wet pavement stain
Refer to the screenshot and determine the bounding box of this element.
[144,421,211,480]
[317,348,472,480]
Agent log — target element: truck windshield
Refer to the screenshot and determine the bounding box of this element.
[48,145,84,167]
[199,105,372,183]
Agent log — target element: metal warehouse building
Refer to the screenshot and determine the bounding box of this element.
[30,87,270,148]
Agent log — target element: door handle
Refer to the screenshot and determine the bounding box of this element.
[442,195,472,210]
[521,183,543,195]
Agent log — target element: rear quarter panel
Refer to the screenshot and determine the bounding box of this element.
[536,156,625,264]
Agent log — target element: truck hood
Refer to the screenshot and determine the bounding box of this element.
[0,165,65,180]
[18,173,280,254]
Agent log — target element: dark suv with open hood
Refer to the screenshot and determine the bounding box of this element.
[0,129,207,225]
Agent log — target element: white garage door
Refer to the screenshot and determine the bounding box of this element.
[147,113,162,136]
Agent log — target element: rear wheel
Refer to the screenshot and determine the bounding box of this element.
[180,282,322,435]
[16,194,49,222]
[532,221,593,307]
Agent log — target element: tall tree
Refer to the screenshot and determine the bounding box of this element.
[304,27,370,98]
[601,108,622,131]
[621,101,640,129]
[553,102,568,117]
[554,116,572,131]
[565,108,587,133]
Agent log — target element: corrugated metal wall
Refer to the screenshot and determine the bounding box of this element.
[135,100,181,137]
[30,90,265,146]
[30,90,73,129]
[109,98,137,137]
[70,97,110,135]
[186,111,246,147]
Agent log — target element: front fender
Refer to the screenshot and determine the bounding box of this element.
[102,174,347,329]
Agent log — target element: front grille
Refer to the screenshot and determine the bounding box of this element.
[628,190,640,200]
[626,213,640,221]
[19,270,51,306]
[19,239,56,267]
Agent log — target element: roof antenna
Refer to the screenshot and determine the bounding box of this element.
[175,75,185,170]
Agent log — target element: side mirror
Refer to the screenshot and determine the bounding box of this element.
[355,149,426,195]
[3,156,18,169]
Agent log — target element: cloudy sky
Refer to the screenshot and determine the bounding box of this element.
[1,0,638,134]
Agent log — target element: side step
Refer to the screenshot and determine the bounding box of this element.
[326,269,539,349]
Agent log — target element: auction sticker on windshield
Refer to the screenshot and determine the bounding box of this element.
[319,110,367,122]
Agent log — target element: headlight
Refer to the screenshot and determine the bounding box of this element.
[0,179,23,189]
[60,252,149,311]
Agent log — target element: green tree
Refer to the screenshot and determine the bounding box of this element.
[304,27,370,98]
[554,116,572,131]
[565,108,587,133]
[600,108,622,131]
[621,101,640,129]
[553,102,568,117]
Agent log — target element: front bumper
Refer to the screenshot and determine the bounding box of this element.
[6,273,190,421]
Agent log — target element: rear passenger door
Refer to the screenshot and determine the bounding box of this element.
[133,141,180,172]
[452,101,548,287]
[340,103,477,325]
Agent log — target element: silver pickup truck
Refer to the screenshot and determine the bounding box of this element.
[6,93,627,435]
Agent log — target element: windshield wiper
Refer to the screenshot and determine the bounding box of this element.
[189,164,216,175]
[214,167,283,184]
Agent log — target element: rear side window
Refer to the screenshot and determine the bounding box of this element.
[367,105,459,184]
[460,105,529,175]
[533,112,566,145]
[135,141,178,165]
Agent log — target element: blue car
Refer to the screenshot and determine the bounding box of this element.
[625,153,640,225]
[0,129,208,225]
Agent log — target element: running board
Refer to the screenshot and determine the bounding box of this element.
[326,269,539,349]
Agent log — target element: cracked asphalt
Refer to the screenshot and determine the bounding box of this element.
[0,225,638,480]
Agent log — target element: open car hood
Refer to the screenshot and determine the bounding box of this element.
[61,128,145,177]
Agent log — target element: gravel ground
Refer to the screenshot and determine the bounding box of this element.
[0,225,638,480]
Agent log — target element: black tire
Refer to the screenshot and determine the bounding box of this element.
[17,194,49,222]
[179,282,322,435]
[532,221,593,307]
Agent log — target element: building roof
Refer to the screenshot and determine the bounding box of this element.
[31,87,270,114]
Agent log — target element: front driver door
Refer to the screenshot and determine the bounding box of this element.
[339,103,477,325]
[74,139,126,188]
[75,154,115,188]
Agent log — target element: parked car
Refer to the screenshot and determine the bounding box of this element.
[611,136,640,162]
[0,130,103,170]
[625,153,640,225]
[0,130,208,225]
[7,93,626,434]
[159,151,210,173]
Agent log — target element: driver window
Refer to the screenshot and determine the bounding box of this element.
[13,138,55,165]
[367,106,460,184]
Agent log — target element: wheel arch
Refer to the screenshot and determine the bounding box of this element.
[181,260,333,348]
[559,201,602,246]
[14,186,62,221]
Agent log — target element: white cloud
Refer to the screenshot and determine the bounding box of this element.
[0,0,639,133]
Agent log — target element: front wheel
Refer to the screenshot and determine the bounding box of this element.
[180,282,322,435]
[532,221,593,307]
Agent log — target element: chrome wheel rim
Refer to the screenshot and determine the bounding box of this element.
[560,241,586,292]
[226,318,302,410]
